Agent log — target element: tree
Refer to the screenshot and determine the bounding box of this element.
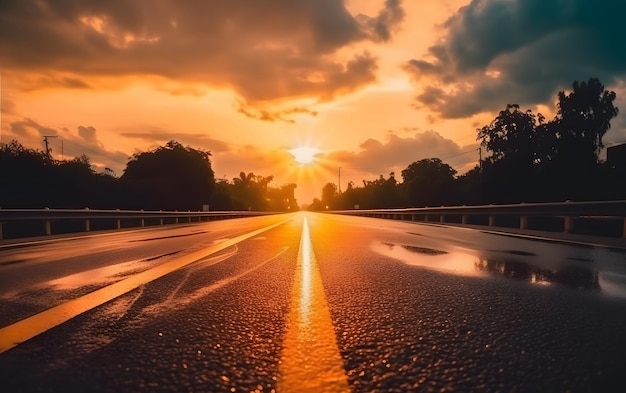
[401,158,456,206]
[266,183,299,211]
[230,172,274,211]
[476,105,547,202]
[477,104,544,169]
[552,78,619,170]
[321,183,338,209]
[121,140,215,210]
[538,78,619,200]
[0,140,52,207]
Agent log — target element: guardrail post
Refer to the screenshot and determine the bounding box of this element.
[462,215,468,224]
[84,208,90,232]
[488,215,495,227]
[424,215,429,222]
[115,209,121,229]
[564,216,573,233]
[439,215,445,223]
[140,209,145,227]
[44,207,52,235]
[0,222,3,241]
[520,215,528,230]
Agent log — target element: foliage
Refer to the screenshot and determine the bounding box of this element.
[0,141,118,208]
[310,77,622,208]
[553,78,619,167]
[401,158,456,207]
[121,140,215,210]
[3,77,622,212]
[2,139,298,211]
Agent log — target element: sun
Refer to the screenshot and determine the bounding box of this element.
[289,146,320,165]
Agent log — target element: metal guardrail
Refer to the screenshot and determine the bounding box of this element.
[0,208,276,240]
[331,200,626,238]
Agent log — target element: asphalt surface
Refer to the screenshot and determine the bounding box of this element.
[1,212,625,392]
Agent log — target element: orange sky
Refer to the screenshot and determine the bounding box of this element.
[1,0,625,205]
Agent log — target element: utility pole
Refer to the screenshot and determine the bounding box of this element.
[479,147,483,203]
[338,167,342,193]
[42,135,57,158]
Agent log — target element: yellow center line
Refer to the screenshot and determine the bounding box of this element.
[0,218,290,354]
[278,217,351,392]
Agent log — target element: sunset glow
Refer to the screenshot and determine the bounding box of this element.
[1,0,624,205]
[289,147,320,165]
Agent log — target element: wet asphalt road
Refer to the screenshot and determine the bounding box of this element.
[1,212,626,392]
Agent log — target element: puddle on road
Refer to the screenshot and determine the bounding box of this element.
[381,242,447,256]
[372,241,626,298]
[372,242,483,277]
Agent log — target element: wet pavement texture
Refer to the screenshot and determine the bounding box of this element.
[1,212,626,392]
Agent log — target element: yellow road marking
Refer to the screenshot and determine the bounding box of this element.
[279,217,351,392]
[0,218,290,354]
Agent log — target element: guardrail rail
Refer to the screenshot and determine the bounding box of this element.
[331,200,626,238]
[0,208,276,241]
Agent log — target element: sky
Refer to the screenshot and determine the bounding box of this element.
[2,0,626,206]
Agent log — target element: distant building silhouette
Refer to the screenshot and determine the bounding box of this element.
[607,143,626,170]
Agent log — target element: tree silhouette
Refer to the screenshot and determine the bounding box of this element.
[230,172,275,211]
[477,104,544,168]
[473,78,619,202]
[121,140,215,210]
[321,182,338,209]
[553,78,619,167]
[401,158,456,207]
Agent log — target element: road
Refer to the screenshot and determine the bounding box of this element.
[1,212,626,392]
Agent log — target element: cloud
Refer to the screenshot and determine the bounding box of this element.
[10,118,58,138]
[237,102,319,123]
[1,97,17,115]
[78,125,96,141]
[326,130,479,177]
[211,145,294,180]
[405,0,626,118]
[6,118,130,173]
[0,0,403,106]
[121,129,231,153]
[356,0,405,42]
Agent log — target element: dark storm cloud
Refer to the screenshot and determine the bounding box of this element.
[0,0,404,104]
[406,0,626,118]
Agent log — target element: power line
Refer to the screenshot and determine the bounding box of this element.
[441,147,481,162]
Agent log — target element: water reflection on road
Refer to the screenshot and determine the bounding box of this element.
[372,241,626,298]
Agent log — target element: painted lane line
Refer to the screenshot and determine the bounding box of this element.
[0,218,290,354]
[279,217,351,392]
